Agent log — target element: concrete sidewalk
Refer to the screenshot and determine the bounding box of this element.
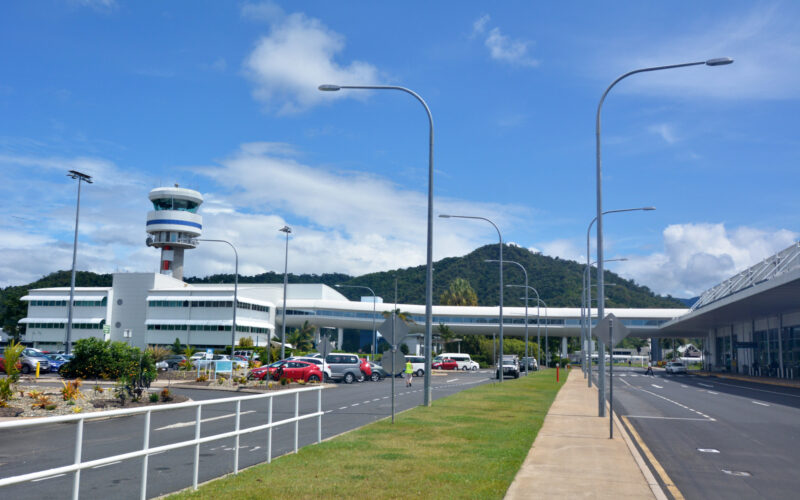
[505,369,663,499]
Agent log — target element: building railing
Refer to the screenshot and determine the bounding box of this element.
[0,385,324,500]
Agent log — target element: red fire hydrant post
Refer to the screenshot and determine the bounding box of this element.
[556,363,560,382]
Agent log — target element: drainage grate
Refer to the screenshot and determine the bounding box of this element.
[698,448,720,453]
[721,469,751,477]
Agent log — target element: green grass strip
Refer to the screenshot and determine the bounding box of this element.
[169,370,565,500]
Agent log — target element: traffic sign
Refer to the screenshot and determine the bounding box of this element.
[102,324,110,334]
[592,313,630,347]
[377,316,409,345]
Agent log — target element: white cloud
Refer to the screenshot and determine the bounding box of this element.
[614,223,798,297]
[529,239,584,263]
[471,14,539,67]
[240,1,283,23]
[647,123,678,144]
[244,11,380,114]
[0,145,527,287]
[606,4,800,100]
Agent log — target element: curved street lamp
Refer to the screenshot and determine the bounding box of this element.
[595,57,732,418]
[196,238,239,360]
[319,83,435,406]
[279,225,291,360]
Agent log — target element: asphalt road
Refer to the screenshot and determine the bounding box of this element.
[0,370,493,499]
[598,367,800,500]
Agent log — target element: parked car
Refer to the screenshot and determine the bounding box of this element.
[438,352,480,371]
[163,355,187,369]
[43,353,70,373]
[155,360,169,371]
[195,354,247,370]
[270,360,323,383]
[325,353,363,384]
[432,358,458,370]
[368,362,388,381]
[665,361,687,374]
[496,355,520,379]
[404,355,425,377]
[20,348,50,375]
[233,350,259,360]
[0,354,22,373]
[248,360,286,381]
[289,356,332,381]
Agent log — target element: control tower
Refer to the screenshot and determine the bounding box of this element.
[145,185,203,281]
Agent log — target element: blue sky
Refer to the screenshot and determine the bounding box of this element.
[2,1,799,298]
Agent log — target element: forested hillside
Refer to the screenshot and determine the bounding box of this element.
[1,244,684,340]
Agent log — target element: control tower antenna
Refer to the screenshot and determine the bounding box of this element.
[145,186,203,281]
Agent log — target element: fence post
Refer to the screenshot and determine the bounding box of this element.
[72,418,84,500]
[193,405,201,490]
[317,388,322,444]
[234,400,241,474]
[294,392,299,453]
[140,410,151,500]
[267,397,273,463]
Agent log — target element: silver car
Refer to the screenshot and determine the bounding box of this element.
[665,361,687,374]
[20,348,50,375]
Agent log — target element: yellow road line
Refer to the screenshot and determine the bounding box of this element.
[621,416,684,500]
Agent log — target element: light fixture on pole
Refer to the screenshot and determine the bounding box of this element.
[487,259,530,376]
[279,225,292,360]
[440,214,504,380]
[584,207,654,387]
[319,83,435,406]
[196,239,239,360]
[64,170,93,355]
[336,284,378,358]
[595,57,732,417]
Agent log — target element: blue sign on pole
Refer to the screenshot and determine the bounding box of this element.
[215,360,233,373]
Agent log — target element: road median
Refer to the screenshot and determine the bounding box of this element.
[168,371,565,499]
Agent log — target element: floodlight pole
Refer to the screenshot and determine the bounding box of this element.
[279,226,291,360]
[64,170,93,355]
[196,239,238,360]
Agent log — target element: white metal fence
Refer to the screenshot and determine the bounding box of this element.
[0,385,324,500]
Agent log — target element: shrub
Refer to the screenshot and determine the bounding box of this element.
[44,404,57,411]
[3,340,24,382]
[279,377,289,386]
[159,388,173,402]
[61,379,83,401]
[196,374,208,382]
[217,378,224,385]
[93,385,104,394]
[0,378,13,407]
[72,406,83,413]
[31,392,54,409]
[149,393,159,403]
[61,338,156,383]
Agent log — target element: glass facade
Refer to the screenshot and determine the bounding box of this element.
[151,198,199,213]
[752,325,800,378]
[147,300,269,312]
[31,298,106,307]
[146,324,270,334]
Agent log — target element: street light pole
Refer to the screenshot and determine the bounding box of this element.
[279,225,291,360]
[64,170,93,355]
[196,239,238,359]
[440,214,504,381]
[584,207,654,386]
[583,258,627,384]
[336,284,378,358]
[487,259,529,376]
[509,285,541,369]
[318,83,435,406]
[595,57,731,417]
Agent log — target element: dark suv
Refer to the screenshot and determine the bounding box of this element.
[325,353,363,384]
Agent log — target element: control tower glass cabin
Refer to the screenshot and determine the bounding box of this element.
[145,186,203,281]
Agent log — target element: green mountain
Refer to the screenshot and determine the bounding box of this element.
[1,244,683,340]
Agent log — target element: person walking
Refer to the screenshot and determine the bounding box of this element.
[645,360,654,376]
[405,360,413,387]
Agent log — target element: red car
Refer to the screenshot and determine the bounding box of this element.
[433,358,458,370]
[250,360,323,383]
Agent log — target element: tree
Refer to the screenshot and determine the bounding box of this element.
[381,309,415,324]
[287,320,315,351]
[171,338,183,355]
[238,336,254,348]
[439,277,478,306]
[437,323,456,351]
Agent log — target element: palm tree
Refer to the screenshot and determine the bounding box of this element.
[287,320,315,351]
[439,277,478,306]
[381,309,415,324]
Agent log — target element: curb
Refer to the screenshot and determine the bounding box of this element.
[695,371,800,388]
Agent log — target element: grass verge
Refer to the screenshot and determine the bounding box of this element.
[169,370,565,500]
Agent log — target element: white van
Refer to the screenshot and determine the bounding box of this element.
[439,353,479,371]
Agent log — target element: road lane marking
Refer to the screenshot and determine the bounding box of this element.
[32,474,66,482]
[722,469,751,477]
[620,377,715,421]
[626,415,714,421]
[250,446,261,452]
[706,391,719,395]
[363,400,371,404]
[698,448,720,453]
[155,410,256,431]
[92,460,122,469]
[338,406,347,410]
[446,378,460,383]
[698,383,713,388]
[651,384,663,389]
[681,385,689,388]
[752,401,770,406]
[372,398,380,401]
[351,403,359,406]
[621,416,685,500]
[711,380,800,398]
